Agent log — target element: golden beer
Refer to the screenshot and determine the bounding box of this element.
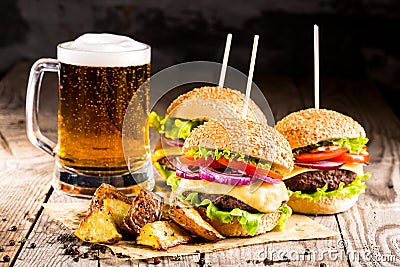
[26,33,153,196]
[57,63,150,175]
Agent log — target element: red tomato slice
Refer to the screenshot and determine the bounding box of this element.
[295,148,348,162]
[178,156,225,169]
[217,157,283,180]
[331,152,370,164]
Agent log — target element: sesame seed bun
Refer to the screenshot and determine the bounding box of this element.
[167,86,267,124]
[197,207,281,236]
[275,108,366,149]
[287,194,360,215]
[182,118,294,175]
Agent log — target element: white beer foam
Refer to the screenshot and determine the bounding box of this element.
[58,33,150,67]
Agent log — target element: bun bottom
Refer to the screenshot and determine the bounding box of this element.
[287,194,360,215]
[197,207,280,237]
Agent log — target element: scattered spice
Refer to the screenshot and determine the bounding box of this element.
[304,248,311,255]
[18,238,27,244]
[197,252,206,266]
[9,226,17,231]
[263,258,273,265]
[30,243,36,249]
[171,255,182,261]
[64,245,80,255]
[57,233,76,243]
[2,218,6,222]
[116,253,129,259]
[153,257,161,264]
[9,240,16,246]
[73,257,79,262]
[0,245,4,252]
[2,255,10,262]
[320,263,327,267]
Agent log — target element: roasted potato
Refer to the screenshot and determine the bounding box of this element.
[169,201,224,241]
[74,207,122,244]
[136,221,192,250]
[103,198,131,228]
[121,189,164,235]
[89,183,132,214]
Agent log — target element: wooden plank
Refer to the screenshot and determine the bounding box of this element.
[337,205,400,266]
[0,114,54,266]
[0,63,58,266]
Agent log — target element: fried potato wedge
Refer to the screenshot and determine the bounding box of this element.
[169,201,224,241]
[121,189,164,235]
[103,198,131,228]
[89,183,132,214]
[136,221,192,250]
[75,208,122,244]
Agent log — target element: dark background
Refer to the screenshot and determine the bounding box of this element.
[1,0,399,115]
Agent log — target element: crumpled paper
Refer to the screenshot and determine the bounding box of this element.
[43,202,338,260]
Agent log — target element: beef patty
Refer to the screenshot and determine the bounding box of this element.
[284,169,357,192]
[183,192,260,213]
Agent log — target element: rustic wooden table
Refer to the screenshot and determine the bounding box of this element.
[0,63,399,266]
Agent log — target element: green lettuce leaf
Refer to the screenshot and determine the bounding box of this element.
[274,204,292,231]
[293,137,369,155]
[288,172,371,201]
[153,161,181,190]
[166,175,181,191]
[183,193,291,236]
[329,137,369,154]
[148,111,204,140]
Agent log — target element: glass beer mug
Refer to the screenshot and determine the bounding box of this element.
[26,33,154,196]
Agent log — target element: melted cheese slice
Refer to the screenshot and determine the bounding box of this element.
[283,163,364,180]
[177,179,288,213]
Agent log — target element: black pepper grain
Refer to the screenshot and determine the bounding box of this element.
[2,218,6,222]
[9,225,17,231]
[3,255,10,262]
[153,257,161,264]
[9,240,16,246]
[73,256,79,262]
[30,243,36,249]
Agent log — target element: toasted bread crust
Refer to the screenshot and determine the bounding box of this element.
[182,118,294,175]
[287,194,359,215]
[275,108,366,150]
[167,86,267,124]
[197,207,280,236]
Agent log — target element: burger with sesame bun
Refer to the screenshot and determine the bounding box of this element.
[149,86,267,187]
[275,108,371,215]
[171,118,293,236]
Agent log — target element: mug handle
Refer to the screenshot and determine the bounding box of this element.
[26,58,60,156]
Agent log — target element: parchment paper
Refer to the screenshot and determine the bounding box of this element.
[42,202,338,260]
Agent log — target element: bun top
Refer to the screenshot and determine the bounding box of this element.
[183,118,294,175]
[275,108,366,150]
[167,86,267,124]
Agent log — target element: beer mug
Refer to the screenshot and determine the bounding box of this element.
[26,33,154,196]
